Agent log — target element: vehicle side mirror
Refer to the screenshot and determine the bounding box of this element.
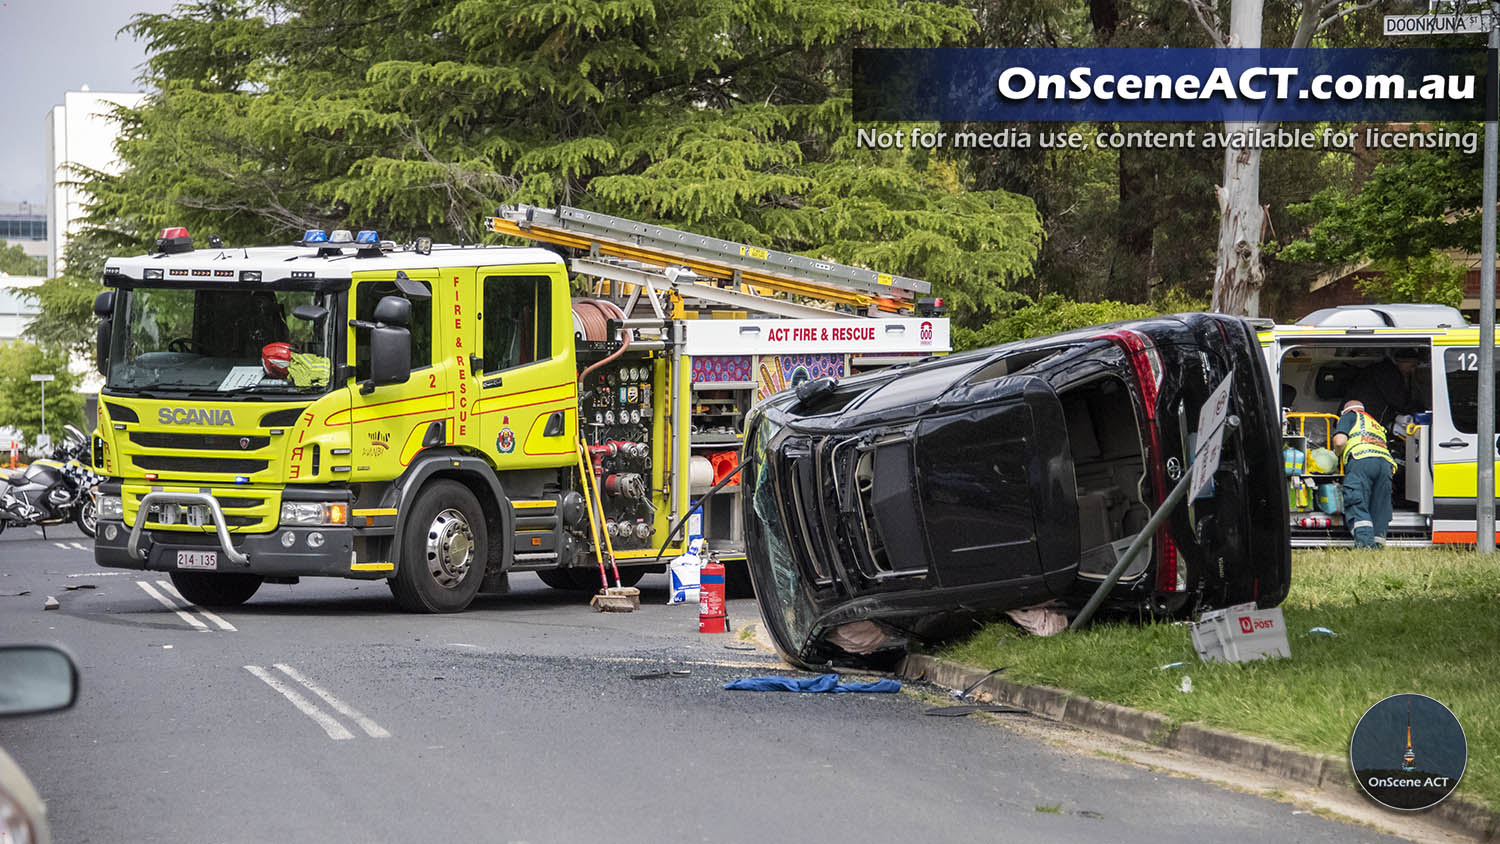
[368,325,411,389]
[0,645,78,716]
[96,321,111,376]
[292,304,328,324]
[372,295,411,327]
[93,290,114,317]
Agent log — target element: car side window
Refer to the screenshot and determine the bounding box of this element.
[482,275,552,374]
[353,280,433,382]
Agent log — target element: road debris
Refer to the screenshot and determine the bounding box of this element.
[630,670,692,680]
[1308,626,1337,637]
[0,590,31,597]
[43,596,60,610]
[64,584,97,591]
[724,674,901,693]
[924,704,1028,717]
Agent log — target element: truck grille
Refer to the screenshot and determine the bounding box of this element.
[122,484,281,533]
[129,432,271,451]
[132,455,270,474]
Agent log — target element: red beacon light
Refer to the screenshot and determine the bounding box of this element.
[155,227,194,254]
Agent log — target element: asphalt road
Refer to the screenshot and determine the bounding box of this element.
[0,525,1410,844]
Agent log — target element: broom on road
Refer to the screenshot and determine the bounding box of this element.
[576,440,639,612]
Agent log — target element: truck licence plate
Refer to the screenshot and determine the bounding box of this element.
[176,551,217,570]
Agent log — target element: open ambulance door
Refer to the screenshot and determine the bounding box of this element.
[1430,343,1500,544]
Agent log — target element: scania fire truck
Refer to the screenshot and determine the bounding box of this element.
[90,207,949,611]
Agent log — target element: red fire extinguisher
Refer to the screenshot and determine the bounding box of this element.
[699,554,727,634]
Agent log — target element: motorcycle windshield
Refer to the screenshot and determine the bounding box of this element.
[106,287,337,397]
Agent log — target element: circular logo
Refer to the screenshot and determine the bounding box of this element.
[1350,693,1466,811]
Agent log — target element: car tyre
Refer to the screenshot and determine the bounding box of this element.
[390,480,487,613]
[169,571,262,607]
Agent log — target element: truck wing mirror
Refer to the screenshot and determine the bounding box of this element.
[393,271,431,300]
[292,304,328,324]
[372,294,412,327]
[93,290,115,317]
[366,325,412,392]
[96,321,111,376]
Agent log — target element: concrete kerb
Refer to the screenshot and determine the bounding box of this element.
[898,654,1499,842]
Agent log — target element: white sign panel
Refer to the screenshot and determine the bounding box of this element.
[1190,373,1234,501]
[683,318,950,356]
[1383,13,1493,35]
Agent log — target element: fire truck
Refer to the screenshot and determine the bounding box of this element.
[89,207,950,611]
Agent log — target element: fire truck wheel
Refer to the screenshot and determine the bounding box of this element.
[169,571,263,607]
[390,480,487,613]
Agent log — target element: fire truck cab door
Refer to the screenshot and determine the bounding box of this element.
[1431,343,1500,543]
[475,265,577,469]
[345,270,447,472]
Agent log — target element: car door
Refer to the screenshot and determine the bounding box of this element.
[475,265,577,469]
[1430,342,1500,542]
[912,374,1078,592]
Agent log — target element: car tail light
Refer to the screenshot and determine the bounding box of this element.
[1102,329,1180,592]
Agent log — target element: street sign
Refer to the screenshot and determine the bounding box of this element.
[1190,373,1235,501]
[1384,12,1494,35]
[29,374,54,382]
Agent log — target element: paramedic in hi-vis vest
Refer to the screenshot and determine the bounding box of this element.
[1332,399,1398,548]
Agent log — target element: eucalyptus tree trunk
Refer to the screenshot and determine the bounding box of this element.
[1210,0,1266,317]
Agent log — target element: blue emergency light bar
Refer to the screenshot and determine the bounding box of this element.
[301,230,328,245]
[355,230,379,244]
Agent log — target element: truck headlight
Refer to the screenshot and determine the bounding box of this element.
[279,501,348,526]
[98,494,124,521]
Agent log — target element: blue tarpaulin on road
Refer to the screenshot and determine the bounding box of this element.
[723,674,902,693]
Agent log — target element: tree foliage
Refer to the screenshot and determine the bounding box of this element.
[85,0,1044,328]
[0,244,45,277]
[952,289,1206,350]
[0,340,84,449]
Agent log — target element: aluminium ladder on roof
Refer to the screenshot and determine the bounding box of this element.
[484,204,930,314]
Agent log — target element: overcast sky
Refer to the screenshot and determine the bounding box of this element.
[0,0,177,202]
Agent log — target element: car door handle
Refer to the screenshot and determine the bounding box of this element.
[1439,439,1467,448]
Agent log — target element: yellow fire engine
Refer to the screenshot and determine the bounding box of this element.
[90,208,949,610]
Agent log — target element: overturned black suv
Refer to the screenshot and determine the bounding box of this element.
[741,313,1289,669]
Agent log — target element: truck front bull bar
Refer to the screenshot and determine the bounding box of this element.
[127,491,251,568]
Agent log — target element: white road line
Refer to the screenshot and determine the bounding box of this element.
[156,580,238,631]
[273,664,390,738]
[67,572,130,578]
[52,542,68,550]
[135,581,209,630]
[244,666,353,741]
[68,542,88,551]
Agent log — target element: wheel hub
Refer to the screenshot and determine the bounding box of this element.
[425,508,474,589]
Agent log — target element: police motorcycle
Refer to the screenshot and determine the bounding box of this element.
[0,425,101,539]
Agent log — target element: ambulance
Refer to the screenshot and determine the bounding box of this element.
[1259,304,1496,546]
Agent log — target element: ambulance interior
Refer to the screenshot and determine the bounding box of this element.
[1275,342,1431,540]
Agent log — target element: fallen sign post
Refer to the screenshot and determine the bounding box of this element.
[1069,374,1235,631]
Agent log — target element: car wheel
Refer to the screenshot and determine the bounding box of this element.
[390,480,487,613]
[169,571,262,607]
[75,496,97,539]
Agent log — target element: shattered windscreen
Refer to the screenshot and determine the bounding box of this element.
[746,412,820,658]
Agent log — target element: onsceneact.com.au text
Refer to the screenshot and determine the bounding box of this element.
[996,67,1476,103]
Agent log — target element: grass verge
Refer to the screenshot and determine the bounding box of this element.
[938,548,1499,808]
